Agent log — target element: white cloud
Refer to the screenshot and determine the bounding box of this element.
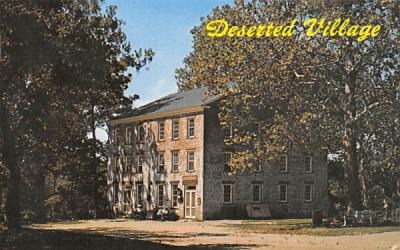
[136,77,177,107]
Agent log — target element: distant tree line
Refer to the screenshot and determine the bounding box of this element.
[0,0,153,230]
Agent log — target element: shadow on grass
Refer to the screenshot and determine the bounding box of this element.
[41,226,231,244]
[0,228,258,250]
[221,219,400,236]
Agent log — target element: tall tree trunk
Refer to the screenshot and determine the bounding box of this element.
[91,104,98,216]
[343,74,363,213]
[0,102,21,230]
[396,177,400,204]
[359,157,368,208]
[0,185,2,214]
[51,173,56,220]
[32,156,46,223]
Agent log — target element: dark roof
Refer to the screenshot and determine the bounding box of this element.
[116,87,220,119]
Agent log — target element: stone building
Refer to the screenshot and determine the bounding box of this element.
[107,87,329,220]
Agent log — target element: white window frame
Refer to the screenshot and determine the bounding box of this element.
[223,184,233,204]
[111,129,116,145]
[279,155,288,173]
[123,193,130,212]
[279,184,288,202]
[158,184,165,207]
[137,155,143,173]
[124,188,132,205]
[307,127,312,143]
[171,184,179,207]
[187,118,195,138]
[114,184,119,203]
[115,156,120,173]
[125,156,132,172]
[126,127,132,144]
[305,183,313,202]
[158,122,165,141]
[224,124,233,138]
[158,153,165,173]
[252,184,262,203]
[187,151,195,171]
[172,120,180,140]
[137,184,144,206]
[171,151,179,172]
[138,125,145,142]
[123,189,132,213]
[305,155,312,173]
[113,128,120,145]
[224,152,232,172]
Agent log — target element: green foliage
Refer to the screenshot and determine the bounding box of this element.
[42,138,109,219]
[177,0,400,211]
[0,0,153,228]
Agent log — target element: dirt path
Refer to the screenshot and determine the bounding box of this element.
[30,219,400,249]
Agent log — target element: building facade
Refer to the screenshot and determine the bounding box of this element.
[107,87,329,220]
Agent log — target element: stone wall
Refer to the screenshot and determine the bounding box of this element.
[108,112,205,220]
[203,104,329,219]
[108,103,329,220]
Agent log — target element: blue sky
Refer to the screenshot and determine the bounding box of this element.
[95,0,232,140]
[103,0,233,107]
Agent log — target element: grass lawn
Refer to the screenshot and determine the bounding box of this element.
[223,219,400,236]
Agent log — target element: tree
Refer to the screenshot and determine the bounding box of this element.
[0,0,153,229]
[177,0,400,212]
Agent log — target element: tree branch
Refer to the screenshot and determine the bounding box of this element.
[356,101,393,121]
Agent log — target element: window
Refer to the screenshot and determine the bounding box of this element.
[112,128,119,145]
[158,122,165,141]
[187,151,195,171]
[305,183,313,201]
[158,185,165,207]
[254,159,262,172]
[138,125,145,142]
[137,155,143,173]
[305,155,312,173]
[158,153,165,172]
[254,122,261,134]
[224,125,233,138]
[252,184,262,203]
[223,184,233,204]
[124,189,132,204]
[187,118,195,138]
[124,189,132,213]
[172,120,179,140]
[126,156,132,172]
[171,184,179,207]
[114,184,119,203]
[279,155,288,173]
[137,184,144,206]
[306,128,312,143]
[112,129,116,145]
[224,152,232,172]
[279,184,288,202]
[115,156,120,173]
[126,127,132,144]
[171,151,179,172]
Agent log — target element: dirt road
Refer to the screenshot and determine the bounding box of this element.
[30,219,400,249]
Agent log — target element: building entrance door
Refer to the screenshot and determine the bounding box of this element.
[185,186,196,218]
